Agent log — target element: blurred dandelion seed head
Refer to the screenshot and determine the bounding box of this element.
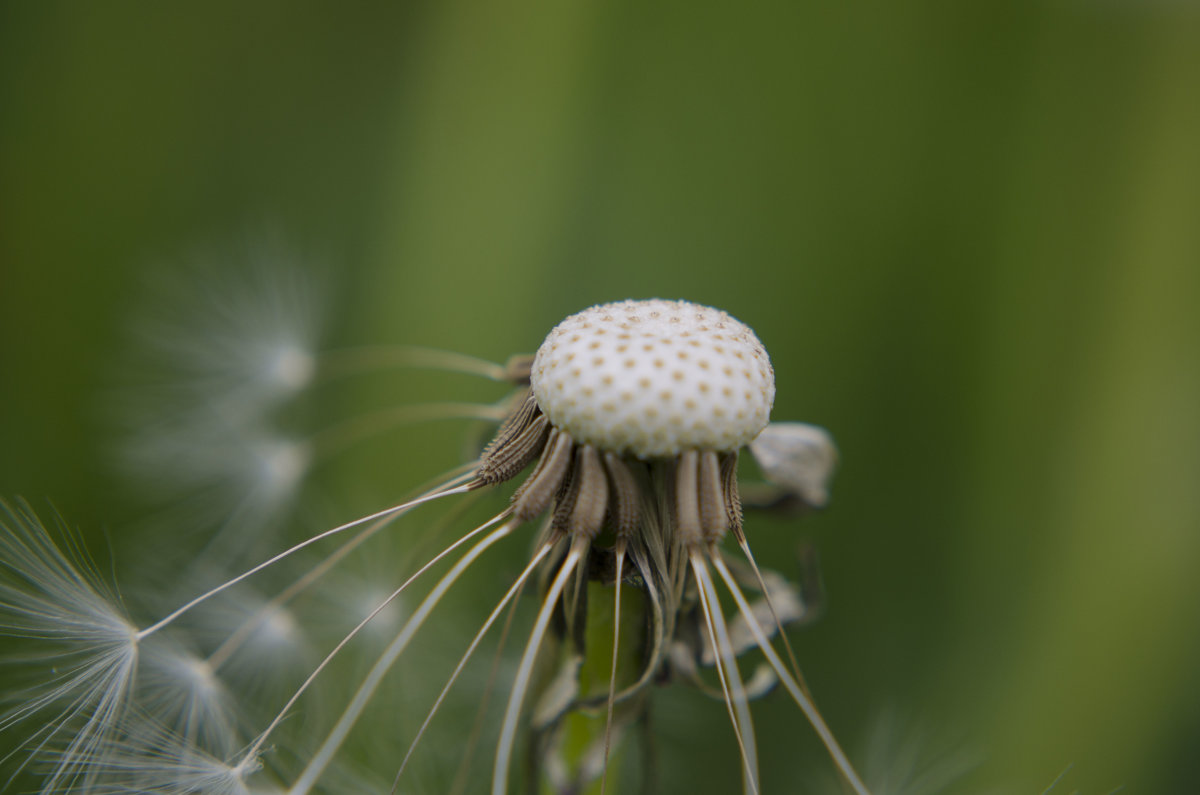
[247,437,311,503]
[254,604,300,650]
[110,237,327,554]
[263,344,316,395]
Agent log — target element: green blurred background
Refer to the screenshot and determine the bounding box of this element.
[2,1,1198,792]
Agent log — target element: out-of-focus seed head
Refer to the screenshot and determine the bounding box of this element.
[749,423,838,509]
[530,299,775,458]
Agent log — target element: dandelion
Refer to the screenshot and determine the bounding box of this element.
[267,298,868,794]
[2,296,873,794]
[462,300,871,795]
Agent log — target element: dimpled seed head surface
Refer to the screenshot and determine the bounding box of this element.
[530,299,775,458]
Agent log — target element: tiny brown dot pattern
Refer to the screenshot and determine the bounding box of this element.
[530,299,774,457]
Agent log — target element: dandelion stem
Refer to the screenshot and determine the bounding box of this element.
[137,477,472,641]
[391,540,555,793]
[729,540,814,702]
[599,537,626,795]
[710,554,871,795]
[287,519,517,795]
[605,547,667,703]
[493,538,583,795]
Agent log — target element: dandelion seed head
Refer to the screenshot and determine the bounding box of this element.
[178,653,216,695]
[110,237,326,550]
[748,422,838,508]
[87,716,266,795]
[131,238,324,410]
[354,588,405,637]
[188,586,311,700]
[263,343,316,393]
[809,711,978,795]
[249,437,310,502]
[256,604,300,649]
[0,501,142,791]
[531,299,775,458]
[116,423,312,561]
[139,640,240,755]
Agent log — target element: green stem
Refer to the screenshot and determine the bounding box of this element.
[533,571,650,794]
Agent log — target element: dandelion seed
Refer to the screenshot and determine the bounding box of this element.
[129,239,323,413]
[138,638,241,756]
[194,587,312,706]
[745,421,839,514]
[0,500,140,792]
[806,711,978,795]
[84,716,266,795]
[1,479,467,792]
[113,246,326,560]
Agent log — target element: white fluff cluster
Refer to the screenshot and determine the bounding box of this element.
[115,242,323,554]
[531,299,775,458]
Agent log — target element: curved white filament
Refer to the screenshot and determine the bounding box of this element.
[492,541,583,795]
[710,554,871,795]
[286,520,515,794]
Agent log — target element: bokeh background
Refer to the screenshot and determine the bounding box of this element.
[2,2,1198,793]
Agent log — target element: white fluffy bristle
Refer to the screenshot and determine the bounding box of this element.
[530,299,774,458]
